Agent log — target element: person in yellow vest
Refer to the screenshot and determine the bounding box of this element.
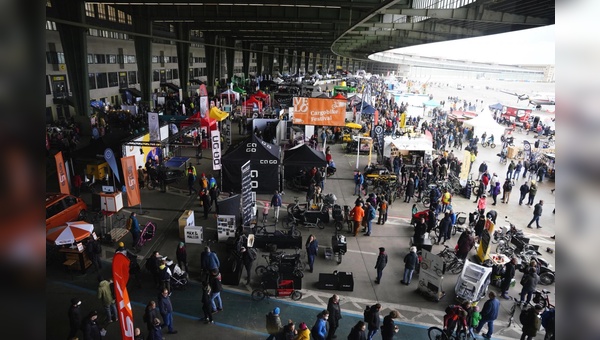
[441,188,452,213]
[199,173,208,191]
[469,152,476,174]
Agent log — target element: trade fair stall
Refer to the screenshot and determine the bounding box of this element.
[382,135,433,166]
[461,109,507,140]
[221,135,280,194]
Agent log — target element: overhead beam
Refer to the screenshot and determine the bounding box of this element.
[357,20,484,36]
[92,0,381,9]
[389,8,550,25]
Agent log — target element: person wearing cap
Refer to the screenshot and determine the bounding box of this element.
[265,307,283,340]
[82,310,102,340]
[295,322,311,340]
[175,242,188,272]
[520,305,544,340]
[68,297,83,339]
[374,247,388,284]
[401,247,419,285]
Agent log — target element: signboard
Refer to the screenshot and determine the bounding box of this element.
[120,155,141,207]
[211,130,222,170]
[417,250,445,301]
[54,151,70,195]
[222,119,232,147]
[241,161,253,226]
[112,252,135,340]
[184,226,204,244]
[148,112,160,141]
[477,223,494,262]
[292,97,346,126]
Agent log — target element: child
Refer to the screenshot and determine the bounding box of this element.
[262,203,270,224]
[468,305,481,339]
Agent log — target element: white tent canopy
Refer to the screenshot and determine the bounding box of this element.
[462,109,507,140]
[220,89,240,102]
[383,135,433,157]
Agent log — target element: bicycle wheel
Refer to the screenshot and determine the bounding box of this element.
[490,143,496,149]
[449,260,464,274]
[255,265,267,276]
[293,269,304,279]
[472,186,480,196]
[317,221,325,230]
[539,272,555,285]
[334,221,343,231]
[291,229,301,238]
[251,289,266,301]
[495,242,508,254]
[422,197,430,208]
[267,264,279,273]
[427,326,448,340]
[452,224,457,236]
[291,290,303,301]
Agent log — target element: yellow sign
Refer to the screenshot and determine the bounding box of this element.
[476,220,495,262]
[59,64,66,71]
[52,75,65,81]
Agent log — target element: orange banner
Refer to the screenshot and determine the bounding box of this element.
[113,252,135,340]
[120,156,141,207]
[292,97,346,126]
[54,151,70,195]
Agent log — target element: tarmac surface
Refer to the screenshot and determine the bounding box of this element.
[46,84,555,340]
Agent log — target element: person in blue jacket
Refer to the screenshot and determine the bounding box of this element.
[311,310,329,340]
[306,235,319,273]
[475,291,500,339]
[129,212,141,249]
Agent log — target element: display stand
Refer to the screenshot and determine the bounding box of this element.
[99,191,123,212]
[178,210,195,239]
[184,226,203,244]
[417,250,446,302]
[217,215,236,242]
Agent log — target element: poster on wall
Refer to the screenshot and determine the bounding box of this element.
[148,112,160,142]
[292,97,346,126]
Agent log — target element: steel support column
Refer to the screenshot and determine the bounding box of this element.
[203,32,216,92]
[242,41,250,78]
[225,37,235,82]
[175,23,190,99]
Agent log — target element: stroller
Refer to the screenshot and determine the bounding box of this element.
[166,258,189,290]
[137,222,156,248]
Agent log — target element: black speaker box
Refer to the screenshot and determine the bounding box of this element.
[319,273,339,290]
[337,272,354,291]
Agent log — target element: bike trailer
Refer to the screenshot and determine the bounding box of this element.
[454,260,493,304]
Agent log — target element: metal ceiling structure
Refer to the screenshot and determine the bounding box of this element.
[74,0,554,62]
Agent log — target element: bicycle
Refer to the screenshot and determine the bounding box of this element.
[287,215,325,230]
[251,278,302,301]
[507,296,528,328]
[255,248,305,278]
[427,326,469,340]
[255,223,301,239]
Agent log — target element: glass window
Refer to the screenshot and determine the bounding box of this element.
[96,73,108,88]
[47,0,52,7]
[153,70,160,82]
[46,51,57,64]
[127,55,136,63]
[127,14,132,25]
[46,20,57,30]
[193,68,199,77]
[88,73,96,89]
[46,76,51,95]
[57,52,65,64]
[46,201,65,219]
[64,196,78,207]
[166,69,172,80]
[107,55,117,64]
[97,4,106,19]
[85,3,95,17]
[172,56,178,63]
[118,10,126,23]
[172,69,178,79]
[152,56,159,63]
[87,54,95,64]
[164,56,170,63]
[108,72,118,87]
[88,28,98,36]
[108,6,116,21]
[95,54,106,64]
[128,71,137,85]
[189,69,194,78]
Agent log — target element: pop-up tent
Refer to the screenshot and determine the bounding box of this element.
[209,106,229,122]
[333,93,347,100]
[382,135,433,158]
[354,102,376,115]
[283,144,327,180]
[221,135,280,194]
[462,109,507,140]
[220,89,240,102]
[243,97,263,111]
[180,112,217,131]
[233,87,247,95]
[489,103,503,111]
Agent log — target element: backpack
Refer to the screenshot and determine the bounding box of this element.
[126,217,133,231]
[519,307,532,325]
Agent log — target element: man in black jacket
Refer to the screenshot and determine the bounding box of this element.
[401,246,419,285]
[68,297,82,340]
[501,257,518,299]
[374,247,388,284]
[365,303,381,340]
[526,200,544,229]
[519,182,530,206]
[326,295,342,339]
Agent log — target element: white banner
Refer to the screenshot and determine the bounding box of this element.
[211,129,222,170]
[148,112,160,142]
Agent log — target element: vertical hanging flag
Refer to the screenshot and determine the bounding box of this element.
[120,156,141,207]
[54,151,70,195]
[211,129,222,170]
[103,148,121,184]
[112,252,135,340]
[148,111,160,142]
